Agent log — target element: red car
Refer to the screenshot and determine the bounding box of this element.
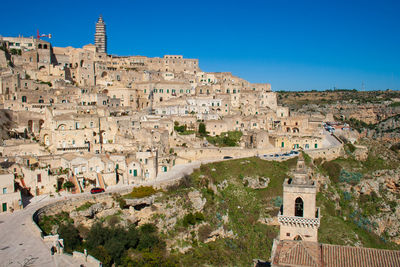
[90,187,105,194]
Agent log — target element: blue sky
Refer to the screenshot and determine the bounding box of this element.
[2,0,400,90]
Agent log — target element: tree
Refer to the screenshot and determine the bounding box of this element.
[58,224,82,252]
[198,123,206,136]
[62,181,75,191]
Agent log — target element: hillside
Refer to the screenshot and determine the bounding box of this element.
[37,137,400,266]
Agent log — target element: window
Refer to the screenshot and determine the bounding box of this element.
[295,197,304,217]
[2,188,7,194]
[37,174,42,183]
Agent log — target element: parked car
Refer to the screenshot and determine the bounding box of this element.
[90,187,105,194]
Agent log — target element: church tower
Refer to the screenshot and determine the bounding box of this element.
[278,153,320,242]
[95,15,107,54]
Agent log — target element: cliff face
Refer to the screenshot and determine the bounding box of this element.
[0,110,14,141]
[317,139,400,248]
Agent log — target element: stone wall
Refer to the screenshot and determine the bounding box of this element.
[305,145,344,161]
[176,147,280,161]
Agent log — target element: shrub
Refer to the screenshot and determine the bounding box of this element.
[198,224,213,242]
[183,212,205,227]
[302,151,312,165]
[125,186,157,199]
[321,161,342,183]
[345,143,356,153]
[62,181,75,190]
[339,169,362,185]
[313,158,323,166]
[273,196,283,207]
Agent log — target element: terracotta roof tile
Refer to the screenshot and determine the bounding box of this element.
[272,240,400,267]
[322,243,400,267]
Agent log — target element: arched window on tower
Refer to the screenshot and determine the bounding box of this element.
[295,197,304,217]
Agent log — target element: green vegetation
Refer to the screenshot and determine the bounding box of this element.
[206,131,243,147]
[56,221,172,266]
[174,121,195,135]
[39,81,52,87]
[321,161,342,183]
[198,122,207,136]
[345,143,356,153]
[75,202,94,212]
[123,186,157,199]
[62,181,75,190]
[38,211,73,235]
[10,48,21,55]
[182,212,205,227]
[389,101,400,107]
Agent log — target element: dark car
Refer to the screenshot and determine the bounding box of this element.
[90,187,105,194]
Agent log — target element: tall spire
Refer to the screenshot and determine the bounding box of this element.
[95,15,107,54]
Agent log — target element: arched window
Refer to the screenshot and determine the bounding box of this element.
[294,235,302,241]
[295,197,304,217]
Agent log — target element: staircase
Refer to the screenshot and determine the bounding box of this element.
[71,174,83,193]
[96,173,106,189]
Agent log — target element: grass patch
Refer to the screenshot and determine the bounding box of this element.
[123,186,157,199]
[206,131,243,147]
[76,202,94,212]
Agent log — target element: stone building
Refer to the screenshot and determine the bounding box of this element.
[0,172,22,212]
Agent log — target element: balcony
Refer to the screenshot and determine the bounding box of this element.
[278,207,320,227]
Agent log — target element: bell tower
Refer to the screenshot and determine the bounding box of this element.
[95,15,107,54]
[278,153,320,242]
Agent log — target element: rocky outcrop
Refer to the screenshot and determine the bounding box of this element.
[243,176,270,189]
[125,196,154,208]
[203,226,235,243]
[188,190,206,211]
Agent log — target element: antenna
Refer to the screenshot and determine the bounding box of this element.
[36,29,52,39]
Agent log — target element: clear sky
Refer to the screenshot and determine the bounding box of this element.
[2,0,400,91]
